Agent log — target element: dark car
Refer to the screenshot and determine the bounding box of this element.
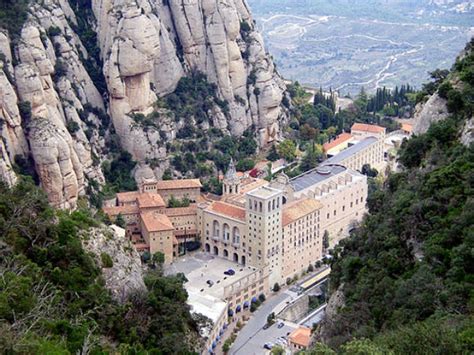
[263,343,273,350]
[263,323,271,330]
[224,269,235,276]
[277,322,284,329]
[206,280,214,286]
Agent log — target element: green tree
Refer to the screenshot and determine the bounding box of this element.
[322,230,330,251]
[115,213,126,228]
[277,139,297,162]
[271,345,285,355]
[273,282,280,292]
[267,145,280,162]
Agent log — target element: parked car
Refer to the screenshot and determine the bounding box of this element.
[263,323,271,330]
[263,343,274,350]
[277,322,284,329]
[224,269,235,275]
[206,280,214,286]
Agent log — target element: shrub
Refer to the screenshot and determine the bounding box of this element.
[100,252,113,268]
[66,120,80,134]
[47,26,62,37]
[273,282,280,292]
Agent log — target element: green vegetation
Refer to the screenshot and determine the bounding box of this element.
[0,179,200,353]
[163,71,229,123]
[168,195,191,208]
[68,0,107,95]
[101,150,138,193]
[314,43,474,352]
[0,0,30,38]
[100,252,113,268]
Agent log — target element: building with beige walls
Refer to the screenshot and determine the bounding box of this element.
[285,165,367,247]
[323,132,354,157]
[321,123,386,172]
[282,198,324,280]
[323,136,385,172]
[140,211,175,264]
[139,178,202,203]
[103,178,202,262]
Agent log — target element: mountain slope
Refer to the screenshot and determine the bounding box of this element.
[314,42,474,352]
[0,0,289,209]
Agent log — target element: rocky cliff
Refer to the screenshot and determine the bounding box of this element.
[0,0,289,208]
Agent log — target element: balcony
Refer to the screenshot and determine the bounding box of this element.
[212,235,220,241]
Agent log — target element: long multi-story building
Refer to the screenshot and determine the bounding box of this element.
[199,160,367,288]
[322,123,386,172]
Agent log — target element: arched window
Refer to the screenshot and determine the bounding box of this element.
[213,220,220,238]
[233,253,239,263]
[223,249,229,257]
[205,243,210,252]
[223,223,230,241]
[213,246,219,256]
[241,255,246,265]
[232,227,240,245]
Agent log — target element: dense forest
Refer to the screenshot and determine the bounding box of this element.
[0,179,203,353]
[306,41,474,353]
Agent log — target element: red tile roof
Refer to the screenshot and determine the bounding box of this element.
[162,206,197,216]
[351,123,385,134]
[282,198,323,227]
[289,327,312,347]
[323,132,353,152]
[208,201,246,221]
[137,193,166,209]
[103,205,139,216]
[141,212,174,232]
[401,123,413,133]
[156,179,202,190]
[116,191,141,204]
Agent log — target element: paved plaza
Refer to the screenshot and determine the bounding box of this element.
[165,251,259,299]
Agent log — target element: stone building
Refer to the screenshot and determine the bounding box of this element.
[283,165,367,247]
[322,123,386,172]
[141,178,202,203]
[103,178,201,263]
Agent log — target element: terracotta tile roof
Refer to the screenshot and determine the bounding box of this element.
[282,198,323,226]
[137,193,166,209]
[103,205,139,216]
[156,179,202,190]
[351,123,386,134]
[141,212,174,232]
[116,191,141,204]
[162,206,197,216]
[207,201,246,221]
[289,327,312,347]
[401,123,413,133]
[323,132,353,152]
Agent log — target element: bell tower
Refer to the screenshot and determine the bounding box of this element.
[223,158,241,195]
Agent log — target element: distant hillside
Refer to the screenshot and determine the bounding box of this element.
[247,0,473,95]
[307,41,474,353]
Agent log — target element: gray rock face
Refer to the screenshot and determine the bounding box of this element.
[0,0,288,207]
[93,0,288,164]
[81,225,146,302]
[413,93,449,135]
[461,117,474,146]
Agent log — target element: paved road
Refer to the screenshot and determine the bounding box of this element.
[230,290,295,355]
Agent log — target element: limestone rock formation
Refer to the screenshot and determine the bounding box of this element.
[0,0,288,208]
[81,225,146,302]
[413,92,449,135]
[93,0,288,164]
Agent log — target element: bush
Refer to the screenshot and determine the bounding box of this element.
[258,293,266,303]
[273,282,280,292]
[66,120,80,134]
[100,252,113,268]
[47,26,62,37]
